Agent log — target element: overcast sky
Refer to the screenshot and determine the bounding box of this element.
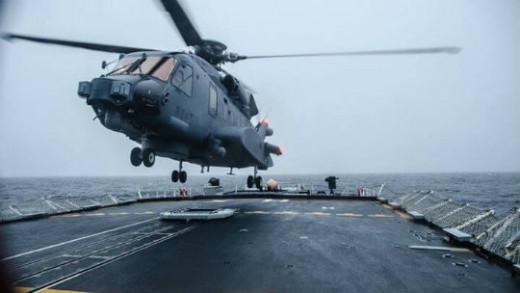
[0,0,519,177]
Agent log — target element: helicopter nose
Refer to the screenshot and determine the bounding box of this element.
[78,78,132,107]
[132,79,164,110]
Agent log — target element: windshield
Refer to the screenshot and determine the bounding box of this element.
[108,56,177,81]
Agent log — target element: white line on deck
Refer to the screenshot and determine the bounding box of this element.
[1,217,159,261]
[41,226,196,291]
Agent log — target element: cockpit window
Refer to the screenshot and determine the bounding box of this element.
[151,58,176,81]
[108,56,176,81]
[137,56,162,74]
[109,57,140,75]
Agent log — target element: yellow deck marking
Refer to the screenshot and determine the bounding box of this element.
[273,211,300,215]
[394,210,412,219]
[382,204,392,209]
[54,214,81,218]
[109,212,129,216]
[305,212,331,216]
[367,214,394,218]
[244,211,270,214]
[14,287,88,293]
[85,213,105,216]
[336,213,363,217]
[134,211,156,215]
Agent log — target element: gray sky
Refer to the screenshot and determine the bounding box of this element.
[0,0,519,177]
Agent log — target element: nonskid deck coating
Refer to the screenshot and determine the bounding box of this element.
[1,198,519,292]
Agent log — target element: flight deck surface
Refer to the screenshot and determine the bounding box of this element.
[2,198,519,292]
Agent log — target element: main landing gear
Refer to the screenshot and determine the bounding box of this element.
[247,167,263,190]
[130,147,155,167]
[171,161,187,183]
[130,147,188,183]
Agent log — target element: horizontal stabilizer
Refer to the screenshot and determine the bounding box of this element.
[265,143,283,156]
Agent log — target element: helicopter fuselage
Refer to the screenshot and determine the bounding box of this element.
[77,51,280,172]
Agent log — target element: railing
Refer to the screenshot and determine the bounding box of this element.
[387,191,520,265]
[0,189,186,223]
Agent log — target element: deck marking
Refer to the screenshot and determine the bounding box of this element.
[14,287,87,293]
[134,211,155,215]
[53,214,81,218]
[85,213,105,216]
[40,226,196,292]
[336,213,363,217]
[394,210,412,219]
[87,255,112,260]
[62,254,84,258]
[1,217,159,261]
[109,212,129,216]
[305,212,331,216]
[273,211,300,215]
[367,214,394,218]
[244,211,270,214]
[382,204,392,209]
[261,199,289,203]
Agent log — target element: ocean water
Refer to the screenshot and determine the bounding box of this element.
[0,173,519,214]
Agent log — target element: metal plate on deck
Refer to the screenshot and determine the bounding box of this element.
[443,228,472,242]
[409,211,425,220]
[160,208,237,221]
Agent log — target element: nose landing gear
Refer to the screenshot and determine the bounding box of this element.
[130,147,187,184]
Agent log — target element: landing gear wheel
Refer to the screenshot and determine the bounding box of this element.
[247,175,254,188]
[179,171,187,183]
[130,148,142,167]
[142,149,155,167]
[255,176,263,190]
[171,170,179,182]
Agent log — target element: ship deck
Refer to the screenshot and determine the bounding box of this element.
[2,197,519,292]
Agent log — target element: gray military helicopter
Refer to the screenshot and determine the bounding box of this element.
[2,0,459,188]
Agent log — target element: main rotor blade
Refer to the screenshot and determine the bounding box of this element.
[159,0,203,46]
[241,47,461,60]
[2,33,157,53]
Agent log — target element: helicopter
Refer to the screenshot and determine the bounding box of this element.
[2,0,459,189]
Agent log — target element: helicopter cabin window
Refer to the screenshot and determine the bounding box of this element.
[209,84,217,116]
[171,63,193,96]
